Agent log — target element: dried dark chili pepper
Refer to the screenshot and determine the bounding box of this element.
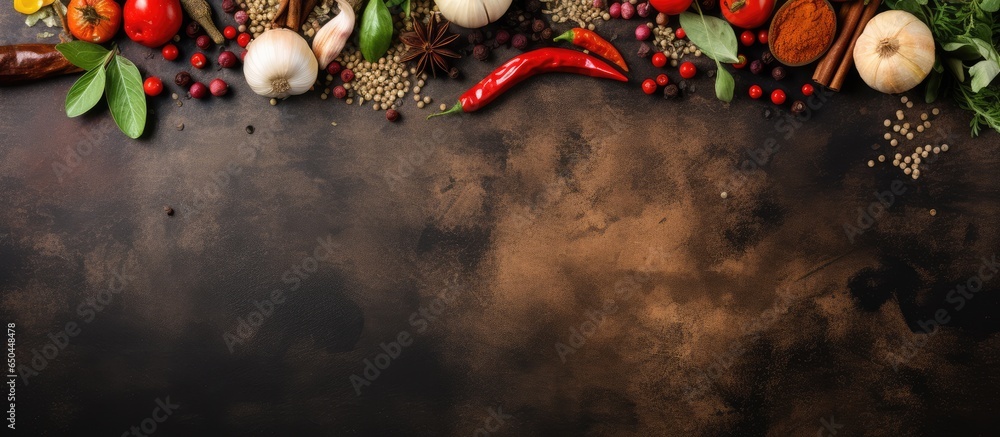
[0,44,82,86]
[553,28,628,72]
[429,47,628,118]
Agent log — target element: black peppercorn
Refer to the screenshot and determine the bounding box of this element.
[749,60,763,75]
[495,29,511,46]
[771,66,786,81]
[532,18,546,33]
[473,44,490,61]
[663,84,679,99]
[791,100,807,114]
[468,30,484,45]
[448,67,461,79]
[761,50,775,65]
[540,27,553,40]
[512,33,528,50]
[174,71,192,88]
[637,42,652,58]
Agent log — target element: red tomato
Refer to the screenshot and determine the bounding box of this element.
[642,79,658,95]
[679,61,696,79]
[650,0,693,15]
[720,0,775,29]
[748,84,763,99]
[66,0,121,43]
[740,30,755,46]
[143,77,163,96]
[161,43,178,61]
[656,74,669,86]
[771,89,786,105]
[651,52,667,68]
[123,0,182,48]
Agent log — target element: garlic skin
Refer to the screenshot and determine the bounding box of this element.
[435,0,512,29]
[854,10,935,94]
[313,0,355,68]
[244,28,318,98]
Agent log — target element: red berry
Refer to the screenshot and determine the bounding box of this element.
[326,61,342,76]
[218,50,238,68]
[771,89,786,105]
[143,76,163,96]
[748,84,763,99]
[190,52,207,69]
[733,54,747,69]
[651,52,667,68]
[340,69,354,82]
[224,26,237,40]
[679,61,696,79]
[641,78,657,95]
[196,35,211,50]
[655,74,669,86]
[161,44,179,61]
[209,78,228,96]
[240,50,248,62]
[740,30,755,46]
[332,85,347,99]
[675,27,686,39]
[801,83,814,96]
[237,33,251,48]
[189,82,208,99]
[758,29,769,45]
[386,109,400,122]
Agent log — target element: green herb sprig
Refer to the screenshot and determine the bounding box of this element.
[679,3,739,102]
[56,41,147,139]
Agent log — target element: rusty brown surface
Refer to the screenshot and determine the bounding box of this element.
[3,6,1000,436]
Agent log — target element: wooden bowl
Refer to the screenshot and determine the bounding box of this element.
[768,0,837,67]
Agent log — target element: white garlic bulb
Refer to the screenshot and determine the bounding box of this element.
[243,28,318,98]
[435,0,512,29]
[853,10,935,94]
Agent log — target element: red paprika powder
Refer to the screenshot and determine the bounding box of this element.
[769,0,837,66]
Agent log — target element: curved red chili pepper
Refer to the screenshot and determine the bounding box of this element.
[429,47,628,118]
[553,28,628,72]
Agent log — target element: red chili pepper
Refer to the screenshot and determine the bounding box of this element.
[430,47,628,118]
[552,28,628,72]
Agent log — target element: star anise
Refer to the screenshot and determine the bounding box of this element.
[399,14,461,78]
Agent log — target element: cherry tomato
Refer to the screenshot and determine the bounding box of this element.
[223,25,237,39]
[651,52,667,68]
[642,79,658,95]
[733,54,747,69]
[123,0,183,48]
[801,83,814,96]
[66,0,121,43]
[679,61,696,79]
[748,84,763,99]
[675,27,686,39]
[650,0,693,15]
[771,89,786,105]
[237,32,251,48]
[190,52,207,69]
[161,43,178,61]
[757,29,769,45]
[740,30,755,46]
[656,74,669,86]
[143,76,163,96]
[720,0,775,29]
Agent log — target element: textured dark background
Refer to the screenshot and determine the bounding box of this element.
[3,2,1000,435]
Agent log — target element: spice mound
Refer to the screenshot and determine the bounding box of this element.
[769,0,836,66]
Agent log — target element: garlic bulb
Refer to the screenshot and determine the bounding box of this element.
[435,0,512,29]
[853,10,935,94]
[313,0,356,68]
[243,28,318,98]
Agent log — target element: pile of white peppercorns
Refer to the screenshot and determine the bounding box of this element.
[870,96,950,180]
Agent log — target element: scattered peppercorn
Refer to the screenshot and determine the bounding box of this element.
[218,51,237,68]
[621,2,635,19]
[189,82,208,99]
[209,78,228,97]
[791,100,806,114]
[637,42,652,58]
[609,2,621,18]
[185,22,201,38]
[473,44,490,61]
[771,66,786,81]
[333,85,347,99]
[222,0,236,12]
[540,28,553,40]
[655,12,667,26]
[637,2,651,17]
[449,67,460,79]
[174,71,192,88]
[512,33,529,50]
[532,19,546,33]
[750,60,763,74]
[663,83,679,99]
[196,35,211,50]
[326,61,342,76]
[341,69,355,82]
[164,206,174,216]
[468,30,484,45]
[761,50,775,65]
[636,24,651,41]
[495,29,511,46]
[386,109,400,122]
[246,125,254,134]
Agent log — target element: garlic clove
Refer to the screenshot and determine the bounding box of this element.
[313,0,356,68]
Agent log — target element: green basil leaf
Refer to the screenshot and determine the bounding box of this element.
[969,59,1000,92]
[105,55,147,139]
[982,0,1000,12]
[925,68,942,103]
[678,11,738,64]
[714,61,734,102]
[56,41,111,70]
[360,0,392,62]
[65,64,106,117]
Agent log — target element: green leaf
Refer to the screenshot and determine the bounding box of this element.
[65,65,106,117]
[714,62,734,102]
[678,12,738,64]
[56,41,111,70]
[946,57,966,82]
[981,0,999,13]
[402,0,410,17]
[969,59,1000,92]
[360,0,392,62]
[925,68,942,103]
[105,55,147,139]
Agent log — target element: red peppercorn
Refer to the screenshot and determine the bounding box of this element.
[161,44,179,61]
[209,78,228,96]
[240,50,248,62]
[332,85,347,99]
[185,22,201,38]
[143,77,163,96]
[651,52,667,67]
[190,52,207,69]
[655,74,669,86]
[326,61,342,76]
[224,26,237,40]
[732,54,747,69]
[757,29,768,45]
[801,83,814,96]
[174,71,192,88]
[189,82,208,99]
[196,35,211,50]
[740,30,755,46]
[679,61,696,79]
[771,89,786,105]
[675,27,686,39]
[340,69,354,82]
[641,78,657,95]
[218,51,237,68]
[748,84,763,99]
[386,109,400,122]
[237,33,251,48]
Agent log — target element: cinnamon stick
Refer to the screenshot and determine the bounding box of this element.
[830,0,882,91]
[287,0,301,31]
[272,0,290,27]
[813,0,866,87]
[302,0,318,26]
